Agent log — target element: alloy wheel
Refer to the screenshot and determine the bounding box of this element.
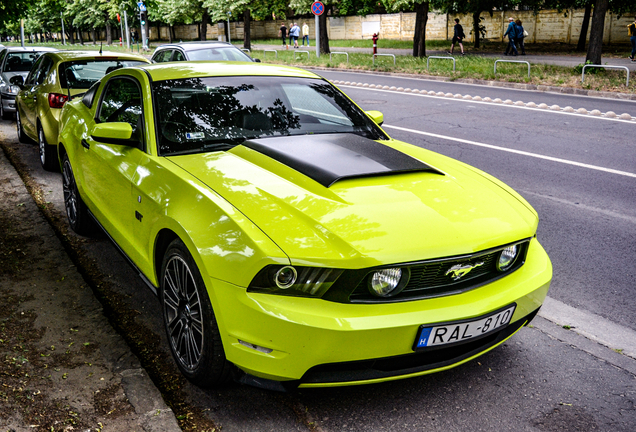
[163,255,204,371]
[62,159,78,226]
[39,127,46,165]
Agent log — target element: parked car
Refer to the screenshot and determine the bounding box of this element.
[151,41,258,63]
[57,61,552,390]
[0,46,58,120]
[12,50,149,170]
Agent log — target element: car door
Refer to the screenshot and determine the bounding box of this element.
[79,76,144,256]
[19,55,49,136]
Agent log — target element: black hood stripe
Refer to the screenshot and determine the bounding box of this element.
[242,133,443,188]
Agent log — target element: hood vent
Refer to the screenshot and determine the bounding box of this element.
[242,134,443,188]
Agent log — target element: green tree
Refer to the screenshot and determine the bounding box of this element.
[382,0,429,57]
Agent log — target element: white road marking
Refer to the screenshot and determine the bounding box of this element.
[384,124,636,179]
[335,83,636,123]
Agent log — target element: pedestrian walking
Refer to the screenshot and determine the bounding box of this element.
[302,22,310,46]
[289,22,294,47]
[290,22,300,48]
[628,18,636,61]
[447,18,465,55]
[504,17,518,56]
[515,19,526,55]
[279,22,287,47]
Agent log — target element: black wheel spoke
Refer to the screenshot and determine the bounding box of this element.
[162,254,205,372]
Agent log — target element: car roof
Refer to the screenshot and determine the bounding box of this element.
[154,41,239,52]
[44,50,149,63]
[139,61,319,82]
[3,46,59,53]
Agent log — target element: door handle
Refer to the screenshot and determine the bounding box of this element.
[81,139,90,149]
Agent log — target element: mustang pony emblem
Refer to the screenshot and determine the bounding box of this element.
[445,261,485,281]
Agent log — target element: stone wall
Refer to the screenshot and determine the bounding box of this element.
[83,9,633,45]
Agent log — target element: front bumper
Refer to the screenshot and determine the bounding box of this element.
[210,238,551,388]
[1,93,16,113]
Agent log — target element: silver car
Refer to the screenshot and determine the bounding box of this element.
[151,41,258,63]
[0,46,58,120]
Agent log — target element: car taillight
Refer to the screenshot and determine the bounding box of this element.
[48,93,69,109]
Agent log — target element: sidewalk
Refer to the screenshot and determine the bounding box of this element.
[250,42,636,70]
[0,149,181,431]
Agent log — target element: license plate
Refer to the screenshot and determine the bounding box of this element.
[414,305,516,350]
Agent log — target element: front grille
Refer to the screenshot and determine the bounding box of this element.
[345,239,529,303]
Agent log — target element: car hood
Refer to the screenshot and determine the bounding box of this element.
[168,135,538,268]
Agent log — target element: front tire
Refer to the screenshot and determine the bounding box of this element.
[62,154,95,236]
[39,125,58,171]
[16,109,32,144]
[160,239,232,388]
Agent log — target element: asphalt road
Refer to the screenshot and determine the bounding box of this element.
[1,71,635,431]
[312,69,636,334]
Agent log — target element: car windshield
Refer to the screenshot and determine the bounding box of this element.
[186,47,252,62]
[59,59,146,89]
[153,76,387,156]
[3,52,44,72]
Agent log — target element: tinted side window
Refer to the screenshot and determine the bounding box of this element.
[153,50,173,63]
[33,56,53,85]
[173,50,186,61]
[98,78,142,126]
[82,82,99,108]
[24,55,45,85]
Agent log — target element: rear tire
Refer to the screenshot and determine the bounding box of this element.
[160,239,232,388]
[16,110,32,144]
[62,154,95,236]
[39,125,58,171]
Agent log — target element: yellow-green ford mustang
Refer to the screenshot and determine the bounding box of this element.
[58,62,552,391]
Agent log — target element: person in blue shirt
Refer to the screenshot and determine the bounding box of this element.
[515,19,526,55]
[504,17,518,56]
[290,23,300,49]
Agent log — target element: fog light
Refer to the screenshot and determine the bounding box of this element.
[497,245,519,271]
[275,266,297,289]
[369,268,406,297]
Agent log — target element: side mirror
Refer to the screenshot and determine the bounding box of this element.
[365,110,384,126]
[9,75,24,89]
[91,122,134,144]
[253,58,261,63]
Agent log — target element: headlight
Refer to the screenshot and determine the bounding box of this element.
[274,266,297,289]
[368,267,409,297]
[248,265,343,298]
[1,85,20,96]
[497,245,519,271]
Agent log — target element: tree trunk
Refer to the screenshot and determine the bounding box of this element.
[68,27,74,44]
[91,29,96,44]
[155,23,160,41]
[224,20,229,42]
[412,1,428,57]
[243,9,251,50]
[200,10,209,41]
[586,0,609,64]
[106,22,112,45]
[168,25,174,43]
[319,6,330,54]
[472,11,481,49]
[577,3,592,51]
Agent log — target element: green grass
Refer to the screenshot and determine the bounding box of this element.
[246,47,634,93]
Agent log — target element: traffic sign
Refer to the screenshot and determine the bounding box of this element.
[311,1,324,16]
[137,2,146,12]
